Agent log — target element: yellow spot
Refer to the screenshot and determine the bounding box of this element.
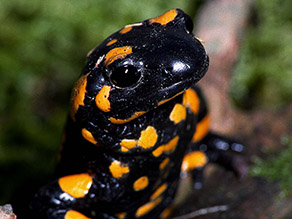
[150,183,167,200]
[105,46,132,66]
[158,98,171,106]
[70,73,89,121]
[192,115,210,142]
[137,126,158,149]
[152,146,164,157]
[159,158,170,170]
[121,147,128,152]
[162,137,178,152]
[133,176,149,191]
[183,88,200,114]
[135,197,163,217]
[152,136,179,157]
[59,173,93,199]
[115,212,127,219]
[95,85,111,112]
[81,128,97,145]
[109,111,146,124]
[169,104,186,124]
[158,91,184,106]
[65,210,91,219]
[109,160,130,178]
[150,9,178,25]
[107,39,117,46]
[120,139,137,152]
[160,208,172,219]
[181,151,207,172]
[120,26,132,34]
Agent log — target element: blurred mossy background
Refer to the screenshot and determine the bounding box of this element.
[232,0,292,197]
[231,0,292,109]
[0,0,291,213]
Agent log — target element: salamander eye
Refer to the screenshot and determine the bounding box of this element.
[110,65,141,88]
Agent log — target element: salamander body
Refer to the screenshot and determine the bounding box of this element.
[30,9,244,219]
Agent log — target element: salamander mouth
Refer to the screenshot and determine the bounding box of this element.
[197,53,209,79]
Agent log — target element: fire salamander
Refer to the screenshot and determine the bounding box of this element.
[30,9,245,219]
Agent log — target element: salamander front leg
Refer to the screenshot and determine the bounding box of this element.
[181,150,208,189]
[199,132,247,179]
[181,132,247,189]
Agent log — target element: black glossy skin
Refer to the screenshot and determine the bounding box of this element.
[30,9,244,219]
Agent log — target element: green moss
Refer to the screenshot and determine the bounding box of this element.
[231,0,292,109]
[251,137,292,197]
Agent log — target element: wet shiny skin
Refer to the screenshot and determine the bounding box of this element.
[30,9,244,219]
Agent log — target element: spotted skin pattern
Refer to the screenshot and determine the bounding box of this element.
[30,9,244,219]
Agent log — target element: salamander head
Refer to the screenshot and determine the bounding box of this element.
[71,9,209,124]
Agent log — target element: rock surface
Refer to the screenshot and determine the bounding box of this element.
[0,205,16,219]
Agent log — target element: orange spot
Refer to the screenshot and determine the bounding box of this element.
[120,139,137,152]
[135,197,163,217]
[150,9,178,25]
[95,85,111,112]
[160,208,172,219]
[70,73,89,121]
[159,158,170,170]
[169,104,186,124]
[104,46,132,66]
[59,173,93,198]
[109,160,130,178]
[163,136,179,152]
[152,136,179,157]
[115,212,127,219]
[107,39,117,46]
[150,183,167,200]
[182,88,200,114]
[109,111,146,124]
[65,210,91,219]
[192,115,210,142]
[152,146,164,157]
[157,91,184,106]
[133,176,149,191]
[137,126,158,149]
[120,26,132,34]
[81,128,97,145]
[181,151,207,172]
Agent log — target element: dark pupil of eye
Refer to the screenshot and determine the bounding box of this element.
[111,65,141,88]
